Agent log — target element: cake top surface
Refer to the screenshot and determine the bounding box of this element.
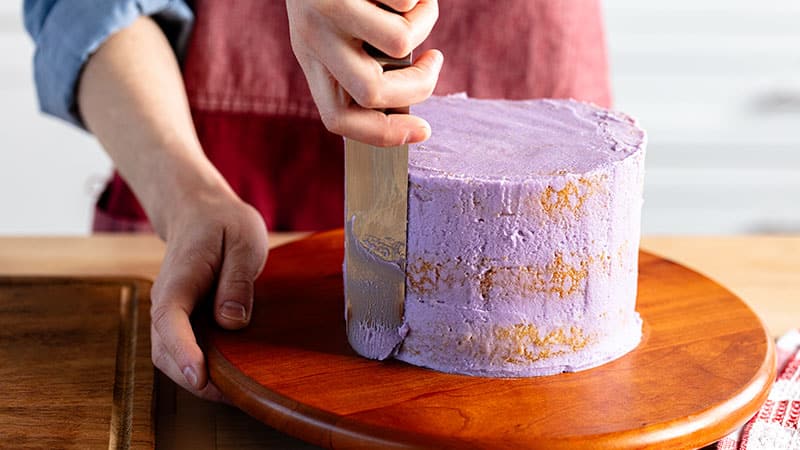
[410,95,645,181]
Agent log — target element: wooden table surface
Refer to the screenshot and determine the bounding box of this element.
[1,233,797,449]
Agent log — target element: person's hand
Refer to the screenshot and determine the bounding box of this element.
[75,15,269,400]
[149,188,269,401]
[286,0,443,147]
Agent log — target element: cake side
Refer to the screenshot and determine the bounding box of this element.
[394,97,646,376]
[398,152,644,376]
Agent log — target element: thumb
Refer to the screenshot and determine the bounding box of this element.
[214,225,268,330]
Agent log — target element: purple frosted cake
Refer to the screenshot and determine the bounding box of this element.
[351,95,646,377]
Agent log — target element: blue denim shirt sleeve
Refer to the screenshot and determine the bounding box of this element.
[23,0,194,128]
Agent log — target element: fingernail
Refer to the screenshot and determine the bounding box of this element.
[182,366,198,388]
[220,301,247,322]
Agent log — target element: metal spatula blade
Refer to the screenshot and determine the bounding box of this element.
[344,46,411,360]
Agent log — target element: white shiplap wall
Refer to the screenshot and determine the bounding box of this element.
[0,2,111,235]
[0,2,798,234]
[605,0,800,233]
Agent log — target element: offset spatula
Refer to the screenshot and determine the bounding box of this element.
[344,46,412,360]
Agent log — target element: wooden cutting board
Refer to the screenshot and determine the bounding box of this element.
[0,277,154,449]
[205,230,775,449]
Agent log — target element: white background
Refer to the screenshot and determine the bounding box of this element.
[1,1,799,235]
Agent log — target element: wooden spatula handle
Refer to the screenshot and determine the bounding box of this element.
[363,43,413,71]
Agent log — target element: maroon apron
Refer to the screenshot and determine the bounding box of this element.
[93,0,611,232]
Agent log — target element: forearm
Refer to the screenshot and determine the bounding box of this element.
[77,16,233,238]
[74,14,269,401]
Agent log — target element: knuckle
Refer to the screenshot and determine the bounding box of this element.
[374,123,397,148]
[287,29,304,55]
[321,112,344,135]
[150,304,167,328]
[379,131,397,148]
[182,244,219,278]
[292,19,319,53]
[239,211,269,264]
[386,32,414,59]
[352,82,383,109]
[243,203,264,225]
[224,267,255,289]
[150,334,170,370]
[150,304,174,334]
[223,220,244,246]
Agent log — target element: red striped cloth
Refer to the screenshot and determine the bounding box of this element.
[718,329,800,449]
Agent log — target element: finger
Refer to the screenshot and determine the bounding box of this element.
[380,49,443,103]
[338,0,439,58]
[303,57,435,146]
[339,107,432,147]
[375,0,420,14]
[323,47,443,110]
[325,82,433,145]
[151,301,209,391]
[213,217,269,330]
[151,329,226,402]
[151,239,220,391]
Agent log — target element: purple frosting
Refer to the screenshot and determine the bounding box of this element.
[409,95,644,180]
[348,95,647,377]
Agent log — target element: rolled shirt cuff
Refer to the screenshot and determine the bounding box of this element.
[31,0,193,128]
